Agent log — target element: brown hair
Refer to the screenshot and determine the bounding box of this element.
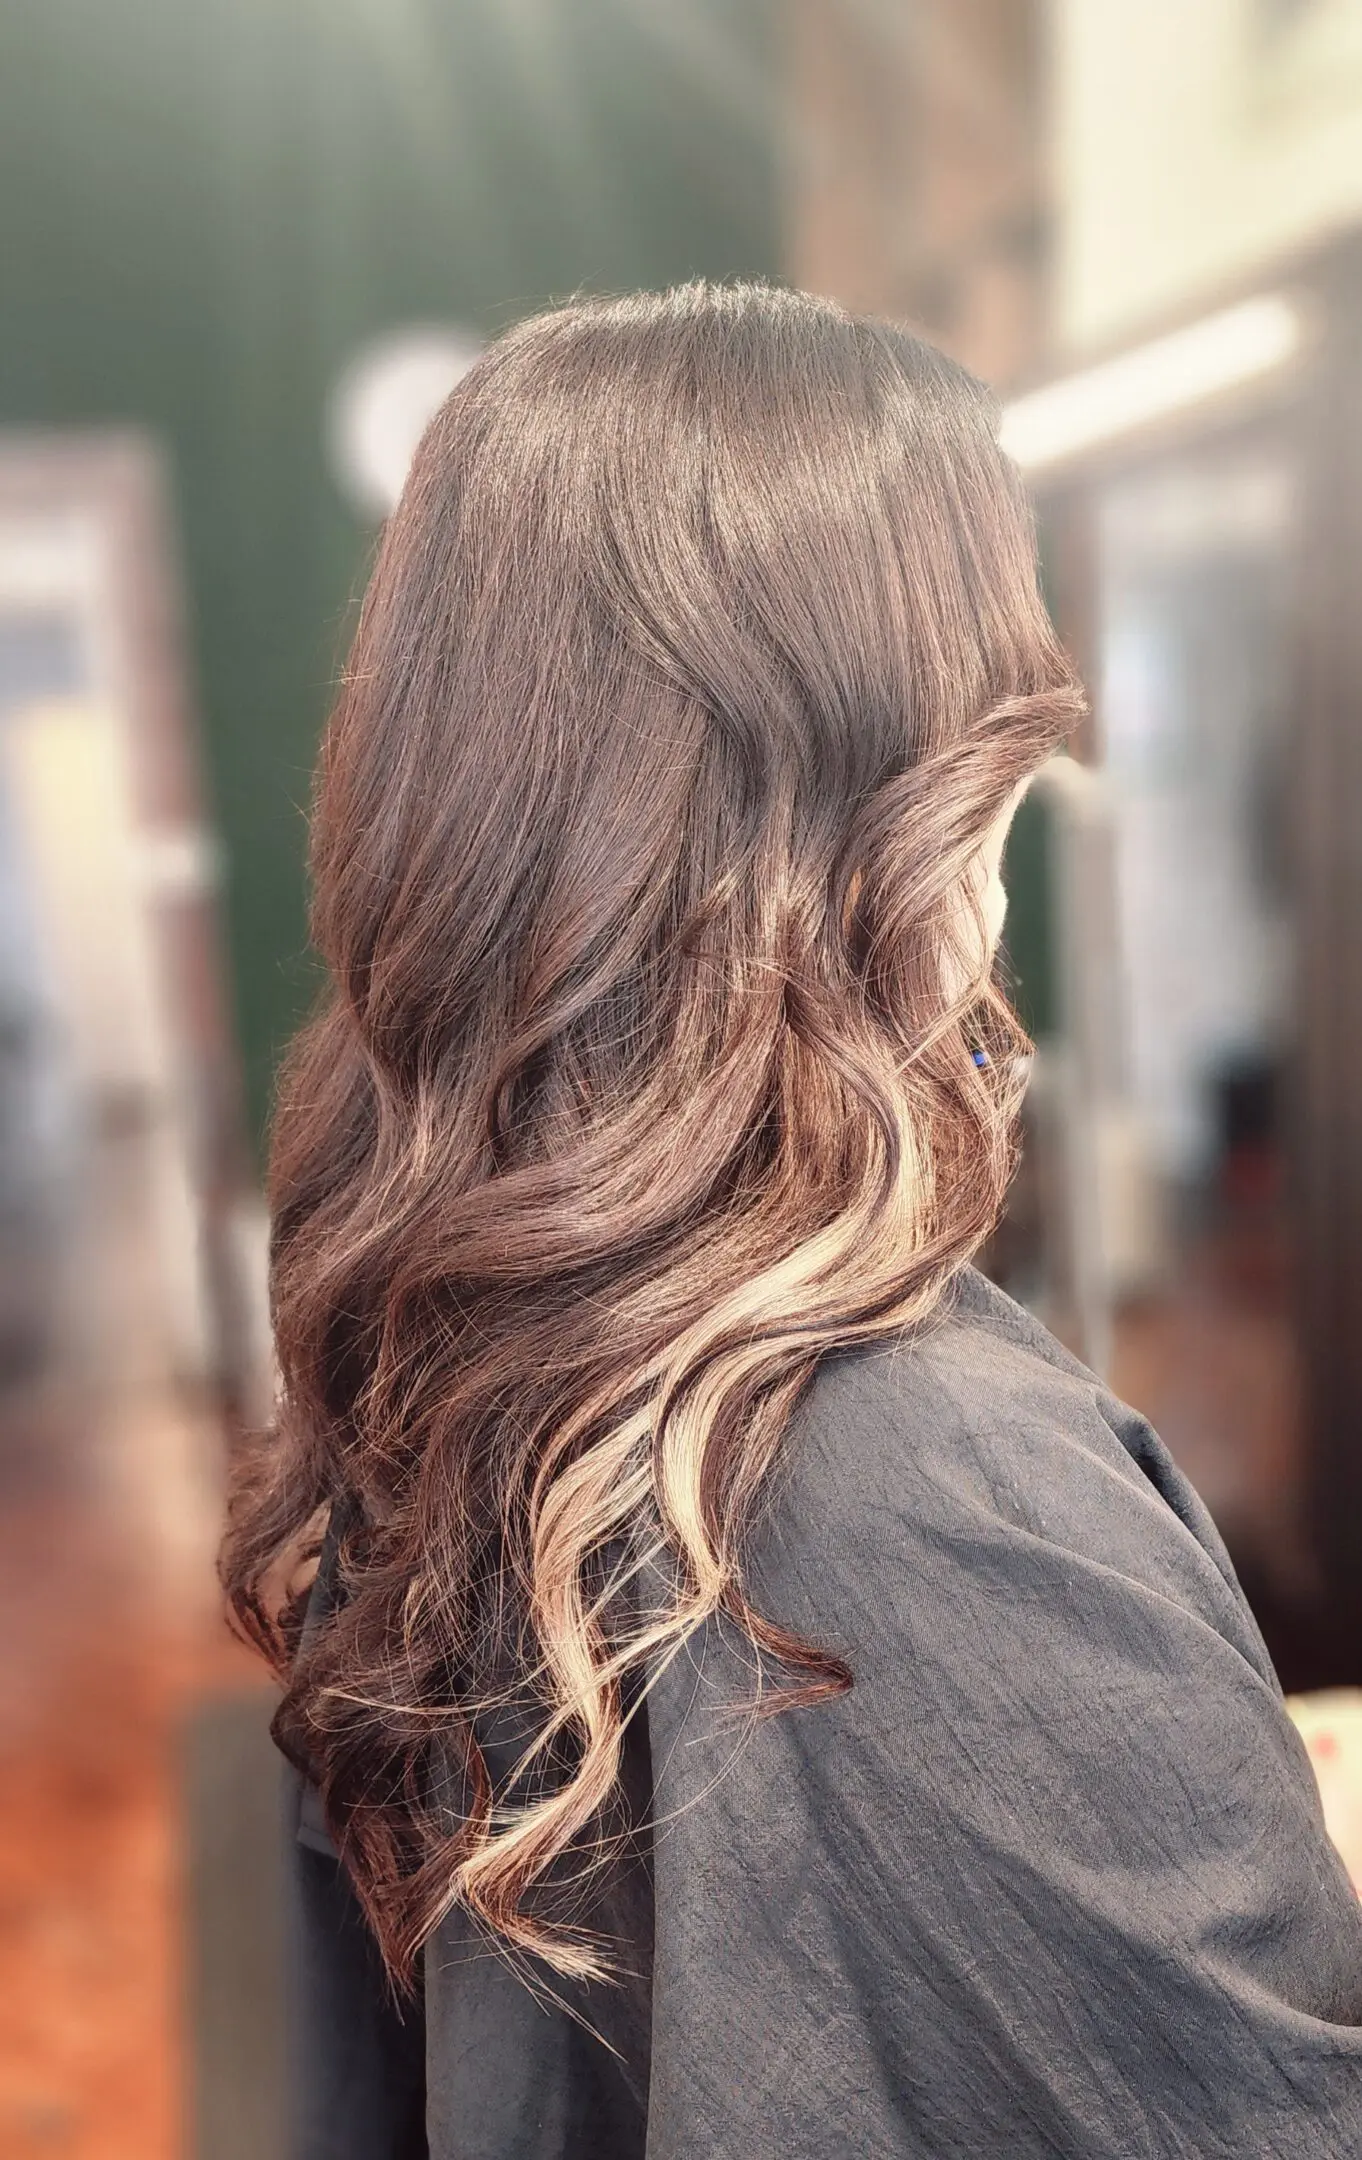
[223,282,1081,1987]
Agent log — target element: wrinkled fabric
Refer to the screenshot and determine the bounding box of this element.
[289,1269,1362,2157]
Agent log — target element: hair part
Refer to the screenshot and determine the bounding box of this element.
[222,281,1082,1986]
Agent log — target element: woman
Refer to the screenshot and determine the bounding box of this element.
[224,284,1362,2158]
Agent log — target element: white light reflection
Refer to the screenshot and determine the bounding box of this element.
[1000,297,1303,474]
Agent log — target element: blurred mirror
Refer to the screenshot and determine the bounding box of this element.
[1094,436,1302,1572]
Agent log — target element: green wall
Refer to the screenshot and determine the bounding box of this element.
[1,0,780,1143]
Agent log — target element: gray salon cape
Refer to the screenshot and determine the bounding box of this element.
[287,1269,1362,2157]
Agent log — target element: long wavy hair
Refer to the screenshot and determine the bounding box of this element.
[223,282,1081,1988]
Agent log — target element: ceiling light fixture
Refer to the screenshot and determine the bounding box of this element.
[999,295,1303,474]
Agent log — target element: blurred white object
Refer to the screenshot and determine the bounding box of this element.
[2,695,212,1384]
[1027,757,1168,1372]
[1287,1690,1362,1896]
[223,1191,276,1436]
[329,326,483,520]
[1000,297,1302,475]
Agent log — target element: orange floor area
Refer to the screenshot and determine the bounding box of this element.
[0,1376,262,2160]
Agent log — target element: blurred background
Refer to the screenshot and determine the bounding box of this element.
[3,1,1362,2152]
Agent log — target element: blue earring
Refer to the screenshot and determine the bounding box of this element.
[971,1047,990,1068]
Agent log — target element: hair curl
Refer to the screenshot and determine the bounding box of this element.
[222,282,1082,1986]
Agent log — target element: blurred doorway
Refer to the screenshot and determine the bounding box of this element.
[0,435,260,2160]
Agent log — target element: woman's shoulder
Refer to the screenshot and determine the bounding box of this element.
[804,1262,1147,1460]
[754,1265,1274,1687]
[788,1262,1175,1518]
